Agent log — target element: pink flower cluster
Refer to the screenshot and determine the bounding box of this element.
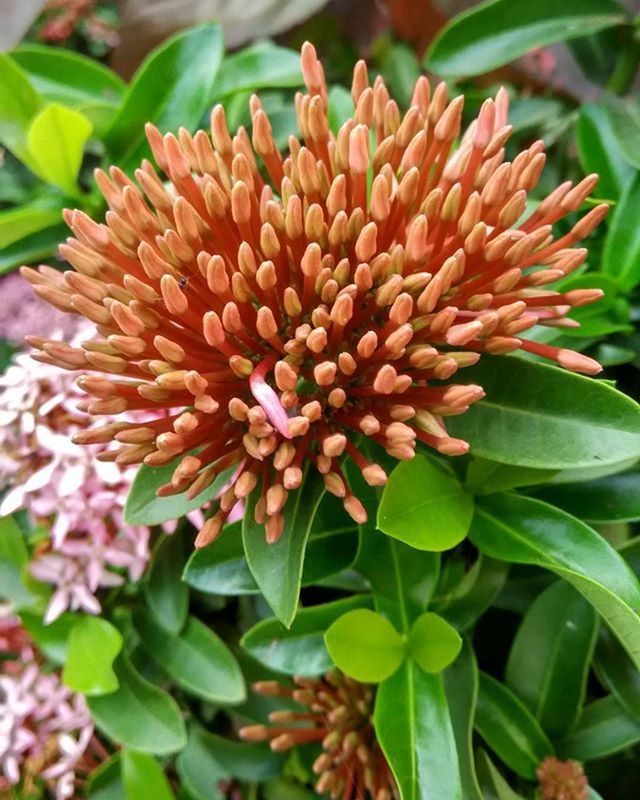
[0,609,96,798]
[0,322,151,623]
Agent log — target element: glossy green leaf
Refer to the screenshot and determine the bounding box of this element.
[577,103,630,199]
[601,96,640,170]
[0,515,36,608]
[377,455,473,551]
[426,0,627,78]
[104,24,223,171]
[530,465,640,522]
[212,43,302,97]
[26,103,92,195]
[408,613,462,674]
[594,627,640,720]
[0,223,67,274]
[475,673,553,780]
[435,555,509,632]
[242,595,373,676]
[556,272,631,340]
[144,532,188,634]
[375,664,462,800]
[12,45,124,107]
[121,751,175,800]
[88,655,187,754]
[0,53,42,162]
[325,609,405,682]
[475,750,527,800]
[134,611,245,704]
[505,581,598,737]
[557,696,640,760]
[243,467,325,626]
[603,172,640,291]
[447,356,640,469]
[0,204,63,250]
[124,459,234,526]
[472,493,640,670]
[466,457,557,495]
[443,641,483,800]
[62,616,123,695]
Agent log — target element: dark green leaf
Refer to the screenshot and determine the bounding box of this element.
[0,223,68,274]
[475,673,553,780]
[19,610,76,665]
[243,467,325,626]
[121,750,175,800]
[241,595,373,676]
[0,203,63,249]
[104,24,223,172]
[594,627,640,720]
[87,755,124,800]
[426,0,627,78]
[408,612,462,674]
[435,555,509,632]
[62,616,123,695]
[447,356,640,469]
[375,664,462,800]
[134,611,245,704]
[530,465,640,523]
[88,655,187,754]
[212,44,301,97]
[601,96,640,170]
[325,609,405,682]
[144,531,189,634]
[505,581,598,738]
[472,493,640,670]
[466,457,557,495]
[377,455,473,551]
[475,750,527,800]
[124,458,234,526]
[557,696,640,760]
[577,103,630,199]
[603,172,640,291]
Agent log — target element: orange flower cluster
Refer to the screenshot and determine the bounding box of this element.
[537,757,589,800]
[23,42,605,545]
[240,673,397,800]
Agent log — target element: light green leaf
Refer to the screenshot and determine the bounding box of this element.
[0,515,38,608]
[505,581,598,737]
[0,223,67,274]
[602,172,640,291]
[408,612,462,674]
[243,467,325,626]
[0,53,42,162]
[121,751,175,800]
[426,0,627,78]
[134,611,245,704]
[325,609,405,683]
[472,493,640,670]
[62,616,123,695]
[0,203,63,250]
[447,355,640,469]
[377,455,473,551]
[26,103,92,195]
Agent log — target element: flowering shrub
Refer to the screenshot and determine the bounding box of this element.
[2,3,640,799]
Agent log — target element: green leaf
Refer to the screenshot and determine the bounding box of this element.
[0,203,63,250]
[144,532,189,634]
[0,515,37,608]
[88,654,187,754]
[380,41,420,108]
[87,755,124,800]
[20,610,76,665]
[577,103,630,200]
[26,103,92,195]
[471,493,640,670]
[601,96,640,171]
[243,467,325,626]
[328,85,354,133]
[603,172,640,291]
[375,664,462,800]
[377,455,473,551]
[325,609,405,683]
[0,53,42,162]
[447,355,640,469]
[426,0,627,78]
[443,641,484,800]
[212,43,302,97]
[121,751,175,800]
[475,673,553,780]
[408,613,462,674]
[12,44,124,107]
[104,24,223,172]
[134,611,245,704]
[62,616,123,695]
[0,223,67,274]
[124,458,234,526]
[505,581,598,738]
[557,696,640,760]
[242,595,373,676]
[475,750,527,800]
[594,627,640,720]
[466,457,557,495]
[435,555,509,632]
[530,465,640,522]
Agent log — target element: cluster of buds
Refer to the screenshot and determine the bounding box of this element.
[537,756,589,800]
[240,672,397,800]
[22,42,605,545]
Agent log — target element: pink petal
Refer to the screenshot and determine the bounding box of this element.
[249,360,292,439]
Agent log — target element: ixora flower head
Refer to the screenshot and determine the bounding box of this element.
[240,672,397,800]
[22,42,606,546]
[537,756,589,800]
